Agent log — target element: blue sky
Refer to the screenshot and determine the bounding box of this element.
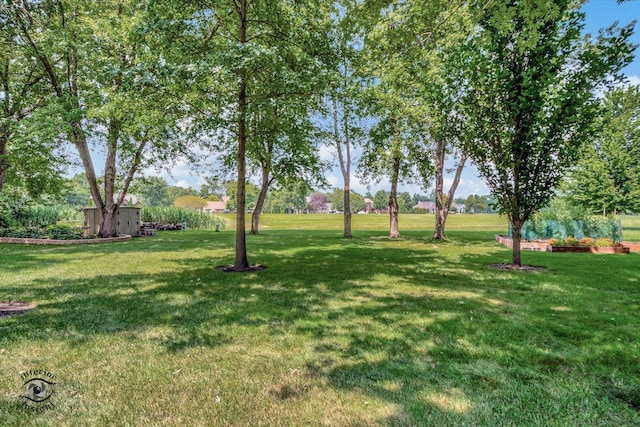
[145,0,640,197]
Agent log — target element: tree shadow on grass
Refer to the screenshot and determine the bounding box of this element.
[1,231,639,424]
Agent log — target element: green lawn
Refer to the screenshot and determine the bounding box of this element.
[1,214,639,426]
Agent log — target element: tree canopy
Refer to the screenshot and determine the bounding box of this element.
[564,85,640,215]
[450,0,635,266]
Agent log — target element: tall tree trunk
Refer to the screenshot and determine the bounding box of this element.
[343,185,352,237]
[389,154,400,239]
[251,168,270,234]
[234,0,250,270]
[511,218,523,266]
[99,118,120,237]
[71,119,105,220]
[0,131,9,193]
[433,143,467,240]
[433,139,446,240]
[333,98,351,238]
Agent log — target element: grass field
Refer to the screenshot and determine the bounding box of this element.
[1,214,639,426]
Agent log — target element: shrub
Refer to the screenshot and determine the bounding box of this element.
[44,224,84,240]
[519,199,622,242]
[578,237,595,247]
[0,224,85,240]
[0,227,46,239]
[564,236,579,246]
[594,238,615,247]
[549,238,565,246]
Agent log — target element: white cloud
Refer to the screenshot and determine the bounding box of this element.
[325,174,339,188]
[625,75,640,87]
[318,143,334,162]
[141,159,206,189]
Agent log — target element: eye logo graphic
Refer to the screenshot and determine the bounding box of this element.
[20,370,57,412]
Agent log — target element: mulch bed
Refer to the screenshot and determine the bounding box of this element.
[489,263,548,272]
[0,301,36,317]
[215,264,267,273]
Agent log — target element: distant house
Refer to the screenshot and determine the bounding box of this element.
[203,196,230,213]
[453,203,466,213]
[364,198,373,214]
[413,201,466,213]
[414,201,436,213]
[116,194,141,207]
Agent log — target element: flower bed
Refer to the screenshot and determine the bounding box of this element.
[550,245,630,254]
[495,235,636,254]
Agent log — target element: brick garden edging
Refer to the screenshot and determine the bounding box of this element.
[495,235,550,251]
[0,235,131,245]
[495,235,636,254]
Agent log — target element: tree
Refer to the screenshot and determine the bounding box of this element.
[63,174,93,207]
[307,193,329,213]
[162,0,331,269]
[11,1,183,237]
[248,98,325,234]
[373,190,390,211]
[129,176,172,207]
[453,0,635,266]
[328,188,365,213]
[223,181,259,213]
[321,1,368,238]
[465,194,488,214]
[414,6,473,240]
[264,181,310,214]
[398,192,414,214]
[0,3,67,198]
[564,85,640,215]
[198,176,224,200]
[357,1,452,239]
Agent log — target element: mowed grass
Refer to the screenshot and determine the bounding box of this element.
[0,214,639,426]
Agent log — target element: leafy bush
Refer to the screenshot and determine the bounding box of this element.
[0,224,85,240]
[594,238,616,248]
[578,237,595,247]
[0,226,46,239]
[44,224,84,240]
[549,238,565,246]
[0,196,20,228]
[564,236,579,246]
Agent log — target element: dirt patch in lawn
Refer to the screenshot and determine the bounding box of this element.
[215,264,267,273]
[0,301,36,317]
[489,263,548,272]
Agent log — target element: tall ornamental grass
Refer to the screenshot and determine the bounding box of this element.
[141,206,226,230]
[1,204,83,228]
